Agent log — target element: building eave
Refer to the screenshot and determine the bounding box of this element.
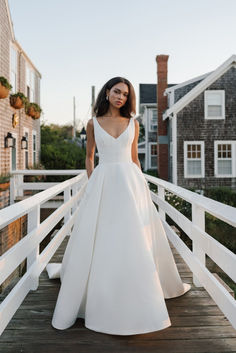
[163,54,236,120]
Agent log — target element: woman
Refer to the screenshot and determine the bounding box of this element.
[46,76,191,335]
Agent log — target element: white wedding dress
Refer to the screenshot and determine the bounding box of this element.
[46,115,191,335]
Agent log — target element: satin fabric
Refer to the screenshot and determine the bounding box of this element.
[46,115,191,335]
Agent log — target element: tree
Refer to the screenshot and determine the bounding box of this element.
[40,124,86,178]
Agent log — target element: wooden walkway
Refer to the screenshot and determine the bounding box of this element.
[1,237,236,353]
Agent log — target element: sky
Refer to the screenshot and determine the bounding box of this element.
[8,0,236,129]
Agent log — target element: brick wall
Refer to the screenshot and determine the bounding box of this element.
[0,0,41,293]
[0,0,41,174]
[177,66,236,189]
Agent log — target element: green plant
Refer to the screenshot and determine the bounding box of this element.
[10,92,29,105]
[0,173,11,184]
[26,102,42,113]
[0,76,12,90]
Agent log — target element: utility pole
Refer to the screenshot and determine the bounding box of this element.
[91,86,95,117]
[73,96,76,140]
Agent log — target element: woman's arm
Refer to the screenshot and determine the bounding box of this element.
[131,119,142,170]
[85,118,96,178]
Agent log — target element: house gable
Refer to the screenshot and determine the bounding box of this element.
[163,55,236,120]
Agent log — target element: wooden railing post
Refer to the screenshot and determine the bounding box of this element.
[157,185,166,221]
[10,174,16,204]
[16,174,23,198]
[71,184,77,214]
[192,203,205,287]
[27,204,40,290]
[64,186,72,234]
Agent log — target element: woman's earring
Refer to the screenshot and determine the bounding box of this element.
[106,95,109,101]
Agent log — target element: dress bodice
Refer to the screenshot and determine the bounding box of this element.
[92,116,135,164]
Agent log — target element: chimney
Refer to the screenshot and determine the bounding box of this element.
[156,54,169,181]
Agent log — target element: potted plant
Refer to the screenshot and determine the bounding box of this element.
[0,173,11,191]
[0,76,12,99]
[25,102,42,119]
[10,92,28,109]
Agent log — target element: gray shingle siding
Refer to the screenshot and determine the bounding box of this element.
[177,66,236,189]
[174,80,204,103]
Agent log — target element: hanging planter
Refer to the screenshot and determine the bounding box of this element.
[10,92,28,109]
[25,102,42,119]
[0,173,11,192]
[0,77,12,99]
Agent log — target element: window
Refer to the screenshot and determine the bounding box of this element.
[149,143,157,168]
[184,141,204,178]
[32,131,37,166]
[11,134,17,171]
[26,66,35,102]
[149,109,157,131]
[10,46,18,93]
[214,141,236,177]
[23,128,29,169]
[204,90,225,119]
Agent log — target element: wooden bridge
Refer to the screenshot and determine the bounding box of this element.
[0,170,236,352]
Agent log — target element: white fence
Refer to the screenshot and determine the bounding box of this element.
[144,173,236,330]
[0,169,235,337]
[0,170,88,336]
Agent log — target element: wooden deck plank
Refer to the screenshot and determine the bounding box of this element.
[0,236,236,353]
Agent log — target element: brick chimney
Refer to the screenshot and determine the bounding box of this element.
[156,54,169,181]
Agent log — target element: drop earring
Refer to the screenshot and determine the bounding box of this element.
[106,96,109,101]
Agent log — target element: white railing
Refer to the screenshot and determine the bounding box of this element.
[10,169,85,205]
[143,173,236,330]
[0,170,88,336]
[0,169,235,336]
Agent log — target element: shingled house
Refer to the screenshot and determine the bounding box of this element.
[0,0,41,179]
[0,0,41,292]
[161,55,236,190]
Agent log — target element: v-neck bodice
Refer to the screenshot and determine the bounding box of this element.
[92,116,135,164]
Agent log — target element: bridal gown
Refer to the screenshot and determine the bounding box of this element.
[46,115,191,335]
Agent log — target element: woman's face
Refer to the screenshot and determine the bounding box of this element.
[106,82,129,109]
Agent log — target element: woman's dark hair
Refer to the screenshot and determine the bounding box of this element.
[93,77,136,119]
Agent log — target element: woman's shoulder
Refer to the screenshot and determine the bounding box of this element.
[86,117,95,130]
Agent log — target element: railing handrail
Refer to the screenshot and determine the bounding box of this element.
[144,173,236,228]
[0,171,87,229]
[11,169,84,176]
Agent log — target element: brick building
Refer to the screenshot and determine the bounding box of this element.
[0,0,41,178]
[0,0,41,292]
[158,54,236,191]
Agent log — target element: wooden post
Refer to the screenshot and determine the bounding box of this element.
[158,185,166,221]
[192,203,205,287]
[64,186,71,227]
[27,204,40,290]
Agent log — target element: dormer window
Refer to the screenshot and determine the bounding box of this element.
[204,90,225,120]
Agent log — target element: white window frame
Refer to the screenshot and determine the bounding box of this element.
[184,141,205,178]
[214,140,236,178]
[10,44,18,93]
[149,142,157,169]
[149,108,157,132]
[10,132,18,172]
[204,90,225,120]
[26,65,35,102]
[23,127,30,169]
[32,130,37,166]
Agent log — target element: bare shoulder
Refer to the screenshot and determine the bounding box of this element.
[86,118,94,130]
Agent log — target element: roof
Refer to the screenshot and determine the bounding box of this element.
[139,83,176,105]
[163,54,236,119]
[164,71,212,94]
[5,0,41,77]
